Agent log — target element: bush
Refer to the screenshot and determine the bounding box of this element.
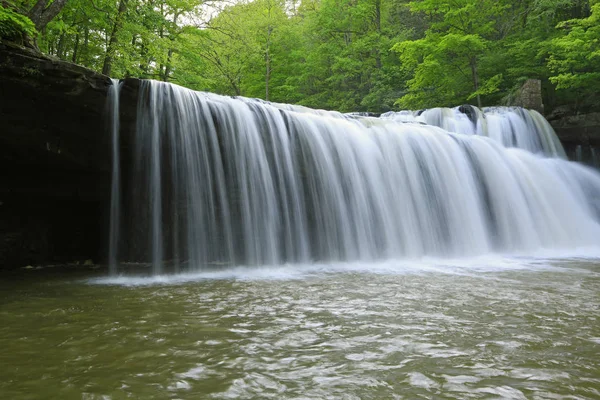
[0,5,36,42]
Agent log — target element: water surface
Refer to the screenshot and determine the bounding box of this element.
[1,256,599,399]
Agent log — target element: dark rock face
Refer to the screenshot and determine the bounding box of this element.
[0,42,138,269]
[549,112,600,167]
[0,42,113,170]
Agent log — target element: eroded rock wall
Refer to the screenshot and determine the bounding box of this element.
[549,112,600,167]
[0,42,131,268]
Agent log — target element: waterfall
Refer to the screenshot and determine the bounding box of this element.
[108,79,121,275]
[112,80,600,273]
[381,106,566,158]
[575,145,583,162]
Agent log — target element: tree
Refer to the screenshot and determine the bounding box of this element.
[0,2,36,44]
[280,0,409,112]
[0,0,67,46]
[102,0,129,75]
[28,0,68,32]
[173,0,293,99]
[547,2,600,110]
[5,0,596,113]
[392,0,507,109]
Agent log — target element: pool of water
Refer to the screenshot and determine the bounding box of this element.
[1,255,599,399]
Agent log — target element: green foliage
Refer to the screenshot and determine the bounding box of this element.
[548,3,600,92]
[389,0,600,110]
[0,4,36,41]
[393,33,491,108]
[6,0,598,112]
[392,0,508,108]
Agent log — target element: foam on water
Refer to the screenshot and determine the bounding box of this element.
[89,248,600,286]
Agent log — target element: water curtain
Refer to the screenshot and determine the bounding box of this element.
[108,80,600,273]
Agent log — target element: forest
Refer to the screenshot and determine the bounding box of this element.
[1,0,598,113]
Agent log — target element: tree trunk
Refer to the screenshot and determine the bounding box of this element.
[158,2,165,80]
[163,11,181,83]
[56,32,66,59]
[163,49,174,82]
[265,26,272,101]
[102,0,129,76]
[138,0,155,77]
[82,26,89,65]
[264,0,273,101]
[470,57,482,108]
[374,0,382,69]
[71,32,80,63]
[28,0,69,32]
[139,42,150,77]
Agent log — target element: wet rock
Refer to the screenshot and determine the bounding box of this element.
[0,42,139,269]
[458,104,478,123]
[549,111,600,166]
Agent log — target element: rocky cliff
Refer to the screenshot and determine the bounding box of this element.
[549,110,600,167]
[0,42,135,268]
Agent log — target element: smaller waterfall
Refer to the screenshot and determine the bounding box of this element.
[108,79,121,275]
[575,145,583,162]
[381,106,566,158]
[572,145,600,169]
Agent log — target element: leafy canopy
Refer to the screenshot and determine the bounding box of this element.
[4,0,598,112]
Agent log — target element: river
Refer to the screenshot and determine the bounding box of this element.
[1,255,599,399]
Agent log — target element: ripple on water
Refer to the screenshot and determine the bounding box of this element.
[1,256,599,399]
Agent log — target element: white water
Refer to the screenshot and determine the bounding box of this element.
[382,106,566,157]
[92,250,600,286]
[108,79,122,275]
[110,81,600,274]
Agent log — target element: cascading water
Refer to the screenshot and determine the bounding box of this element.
[110,80,600,274]
[108,79,122,275]
[381,106,566,158]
